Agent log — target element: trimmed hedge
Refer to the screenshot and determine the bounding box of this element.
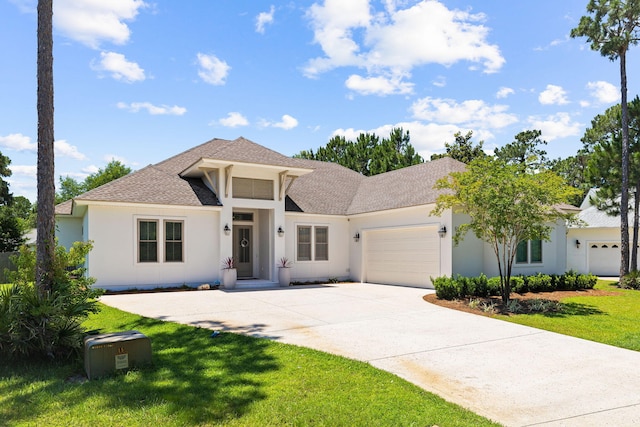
[433,271,597,300]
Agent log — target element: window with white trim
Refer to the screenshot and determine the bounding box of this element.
[516,239,542,264]
[138,220,158,263]
[297,225,329,261]
[164,220,183,262]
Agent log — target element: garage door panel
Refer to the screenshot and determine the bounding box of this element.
[364,226,440,288]
[588,243,619,276]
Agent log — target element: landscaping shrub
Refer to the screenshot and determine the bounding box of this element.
[455,275,475,299]
[621,271,640,290]
[434,271,600,301]
[0,241,102,360]
[486,277,502,296]
[557,270,577,290]
[471,273,490,297]
[510,276,527,294]
[575,273,597,290]
[433,276,459,300]
[526,273,553,293]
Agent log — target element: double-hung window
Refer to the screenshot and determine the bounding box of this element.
[297,225,329,261]
[516,239,542,264]
[138,220,158,263]
[138,219,184,263]
[165,221,183,262]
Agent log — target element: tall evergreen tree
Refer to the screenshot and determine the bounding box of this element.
[582,97,640,271]
[430,131,487,164]
[294,127,423,176]
[36,0,55,293]
[572,0,640,277]
[494,130,548,171]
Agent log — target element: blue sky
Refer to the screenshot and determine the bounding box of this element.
[1,0,637,202]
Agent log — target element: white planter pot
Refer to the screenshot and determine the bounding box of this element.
[278,268,291,287]
[222,269,237,289]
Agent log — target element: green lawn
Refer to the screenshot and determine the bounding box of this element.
[501,280,640,351]
[0,304,499,427]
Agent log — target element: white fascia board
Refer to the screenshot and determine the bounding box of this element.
[180,158,313,178]
[72,199,223,212]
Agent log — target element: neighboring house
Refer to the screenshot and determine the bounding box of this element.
[55,137,571,290]
[567,189,638,276]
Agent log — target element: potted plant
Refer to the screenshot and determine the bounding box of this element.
[277,257,291,287]
[221,257,237,289]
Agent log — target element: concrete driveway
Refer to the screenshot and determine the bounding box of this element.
[101,283,640,427]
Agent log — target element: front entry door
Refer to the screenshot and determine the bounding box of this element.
[233,225,253,278]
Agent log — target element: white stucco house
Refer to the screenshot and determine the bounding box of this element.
[567,189,637,276]
[55,137,575,291]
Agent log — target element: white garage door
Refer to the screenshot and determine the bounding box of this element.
[588,242,620,276]
[363,226,440,288]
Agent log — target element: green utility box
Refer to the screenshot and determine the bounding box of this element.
[84,330,152,379]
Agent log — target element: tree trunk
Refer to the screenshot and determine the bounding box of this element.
[36,0,55,294]
[632,180,639,272]
[620,51,631,278]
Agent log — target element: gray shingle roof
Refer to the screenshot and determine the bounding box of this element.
[345,157,466,214]
[55,165,220,214]
[55,136,466,216]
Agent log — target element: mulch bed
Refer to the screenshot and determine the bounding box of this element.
[423,288,621,317]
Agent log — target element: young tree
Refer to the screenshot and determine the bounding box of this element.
[572,0,640,277]
[36,0,55,293]
[432,157,579,303]
[430,131,487,164]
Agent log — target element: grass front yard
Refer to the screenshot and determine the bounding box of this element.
[426,280,640,352]
[502,280,640,351]
[0,303,499,427]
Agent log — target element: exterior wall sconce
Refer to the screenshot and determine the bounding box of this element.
[353,232,360,242]
[277,226,285,237]
[224,224,231,236]
[438,225,447,238]
[576,239,581,249]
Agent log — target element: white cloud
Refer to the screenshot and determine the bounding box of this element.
[262,114,299,130]
[219,112,249,128]
[345,73,414,96]
[9,165,37,176]
[55,140,87,160]
[83,165,100,175]
[0,133,36,151]
[539,84,569,105]
[53,0,147,49]
[117,102,187,115]
[91,51,145,82]
[410,97,518,129]
[304,0,504,83]
[432,75,446,87]
[586,81,618,104]
[496,87,514,99]
[527,112,582,141]
[256,5,275,34]
[196,53,231,85]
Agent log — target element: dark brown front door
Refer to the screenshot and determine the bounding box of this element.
[233,225,253,278]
